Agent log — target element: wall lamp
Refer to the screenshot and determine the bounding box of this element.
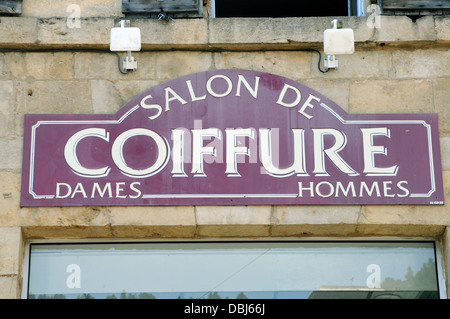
[110,20,141,71]
[323,19,355,70]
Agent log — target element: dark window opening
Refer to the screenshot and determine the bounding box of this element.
[214,0,352,18]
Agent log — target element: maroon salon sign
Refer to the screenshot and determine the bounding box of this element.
[21,69,444,206]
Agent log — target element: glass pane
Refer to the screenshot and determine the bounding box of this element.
[27,241,439,299]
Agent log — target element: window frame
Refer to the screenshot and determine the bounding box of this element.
[21,237,447,299]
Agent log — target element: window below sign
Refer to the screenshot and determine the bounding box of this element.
[24,240,442,299]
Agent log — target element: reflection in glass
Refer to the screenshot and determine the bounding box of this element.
[27,241,440,299]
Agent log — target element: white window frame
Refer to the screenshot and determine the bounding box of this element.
[21,237,447,299]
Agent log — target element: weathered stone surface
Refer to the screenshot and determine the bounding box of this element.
[155,51,213,80]
[312,50,394,79]
[196,204,272,237]
[301,79,350,111]
[0,276,19,299]
[214,51,311,79]
[90,80,123,114]
[16,80,93,114]
[0,54,10,79]
[114,80,160,106]
[0,17,37,46]
[74,52,157,80]
[0,227,21,274]
[3,53,26,80]
[22,0,122,18]
[348,79,433,113]
[0,170,21,226]
[435,16,450,41]
[434,78,450,135]
[373,15,437,43]
[391,49,450,79]
[441,137,450,171]
[273,206,361,225]
[196,206,271,225]
[0,227,21,298]
[0,81,15,138]
[0,15,447,51]
[25,52,74,80]
[109,206,197,238]
[0,140,22,169]
[136,18,209,47]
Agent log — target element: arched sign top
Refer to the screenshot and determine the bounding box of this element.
[21,69,443,206]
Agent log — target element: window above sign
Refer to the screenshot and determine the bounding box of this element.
[213,0,361,18]
[0,0,22,16]
[121,0,450,18]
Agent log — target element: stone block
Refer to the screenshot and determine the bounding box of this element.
[348,79,433,114]
[114,80,160,106]
[441,137,450,171]
[434,78,450,135]
[135,18,208,47]
[300,79,350,111]
[0,170,21,226]
[271,205,361,237]
[0,17,37,46]
[0,81,15,138]
[0,139,22,170]
[214,51,311,80]
[25,52,74,80]
[19,206,111,228]
[435,16,450,42]
[37,17,114,48]
[312,50,393,79]
[197,224,270,238]
[374,15,436,43]
[208,17,373,47]
[3,53,26,80]
[109,206,196,238]
[16,80,93,114]
[0,227,21,275]
[110,206,196,226]
[391,49,450,79]
[273,205,361,225]
[74,52,156,80]
[360,171,450,227]
[195,206,271,238]
[271,224,359,237]
[0,276,19,299]
[22,0,122,18]
[155,51,212,81]
[195,205,271,225]
[90,80,123,114]
[0,54,10,79]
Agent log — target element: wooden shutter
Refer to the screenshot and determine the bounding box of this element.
[122,0,202,16]
[381,0,450,15]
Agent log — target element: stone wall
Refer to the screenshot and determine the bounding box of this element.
[0,2,449,298]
